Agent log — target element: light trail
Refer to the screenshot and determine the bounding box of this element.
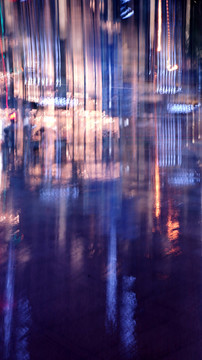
[157,0,162,52]
[166,0,178,72]
[166,0,171,67]
[154,105,160,219]
[0,37,8,108]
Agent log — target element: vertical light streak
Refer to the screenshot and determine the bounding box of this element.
[155,158,160,218]
[106,221,117,330]
[55,0,59,87]
[166,0,178,72]
[0,38,8,108]
[4,242,15,358]
[185,0,191,51]
[166,0,170,67]
[157,0,162,52]
[150,0,155,48]
[178,116,182,165]
[167,1,171,72]
[192,111,195,144]
[172,116,175,165]
[157,0,179,93]
[154,106,160,219]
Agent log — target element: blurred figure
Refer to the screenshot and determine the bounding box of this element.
[23,109,31,140]
[4,119,15,150]
[9,119,15,150]
[0,112,6,145]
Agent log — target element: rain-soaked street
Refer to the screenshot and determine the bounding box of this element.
[0,1,201,359]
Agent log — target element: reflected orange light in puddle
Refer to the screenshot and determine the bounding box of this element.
[165,203,180,256]
[167,215,179,241]
[167,201,179,242]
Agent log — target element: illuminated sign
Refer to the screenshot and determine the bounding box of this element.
[10,112,16,121]
[120,0,134,19]
[167,103,200,114]
[39,97,79,108]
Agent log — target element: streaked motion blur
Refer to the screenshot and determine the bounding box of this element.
[0,0,201,359]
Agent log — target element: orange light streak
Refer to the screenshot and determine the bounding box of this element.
[166,0,178,72]
[166,0,171,65]
[157,0,162,52]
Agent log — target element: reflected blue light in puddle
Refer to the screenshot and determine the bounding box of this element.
[106,222,117,330]
[40,187,79,202]
[4,242,15,359]
[168,169,200,186]
[16,297,31,360]
[121,276,137,355]
[3,226,31,359]
[158,114,182,167]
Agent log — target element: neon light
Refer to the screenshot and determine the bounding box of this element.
[10,113,16,120]
[167,64,178,71]
[40,97,79,107]
[0,4,4,36]
[167,103,200,114]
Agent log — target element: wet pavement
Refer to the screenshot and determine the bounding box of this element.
[0,0,201,359]
[0,86,201,360]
